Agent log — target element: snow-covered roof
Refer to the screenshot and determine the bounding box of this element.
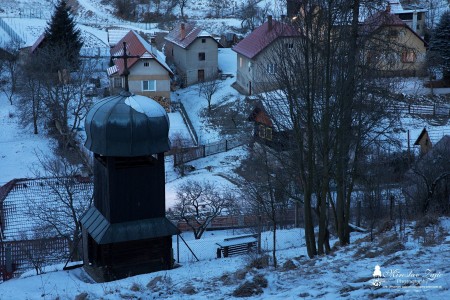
[109,30,173,76]
[164,23,218,49]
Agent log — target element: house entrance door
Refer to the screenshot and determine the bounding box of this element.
[198,69,205,82]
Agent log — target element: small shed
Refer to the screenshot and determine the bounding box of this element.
[414,128,432,155]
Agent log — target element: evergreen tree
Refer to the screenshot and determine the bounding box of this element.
[429,10,450,80]
[43,0,83,71]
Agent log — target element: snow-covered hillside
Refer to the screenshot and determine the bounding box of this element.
[0,1,450,299]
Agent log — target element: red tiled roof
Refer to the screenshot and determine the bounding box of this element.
[232,20,300,59]
[164,23,216,49]
[110,30,173,76]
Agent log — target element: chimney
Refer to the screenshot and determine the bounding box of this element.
[386,3,391,13]
[180,23,186,40]
[268,15,273,31]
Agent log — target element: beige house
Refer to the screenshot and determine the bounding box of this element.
[362,6,428,77]
[232,16,300,95]
[108,30,173,109]
[164,23,219,87]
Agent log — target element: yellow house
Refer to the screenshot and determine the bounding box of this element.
[362,5,428,77]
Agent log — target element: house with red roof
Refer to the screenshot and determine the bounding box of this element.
[164,23,219,87]
[232,16,300,95]
[107,30,173,109]
[361,4,428,77]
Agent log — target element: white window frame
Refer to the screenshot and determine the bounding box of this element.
[267,63,277,74]
[142,80,156,91]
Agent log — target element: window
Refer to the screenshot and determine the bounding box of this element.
[199,52,205,61]
[239,57,243,68]
[267,63,277,74]
[401,51,416,63]
[144,62,150,67]
[142,80,156,91]
[258,125,266,138]
[113,77,123,88]
[202,38,206,43]
[266,128,273,141]
[285,43,294,49]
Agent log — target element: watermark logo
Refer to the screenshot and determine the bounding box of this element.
[372,265,384,287]
[370,264,444,290]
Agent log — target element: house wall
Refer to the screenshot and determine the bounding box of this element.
[171,37,218,86]
[374,26,427,77]
[109,58,171,99]
[236,37,297,95]
[236,54,253,94]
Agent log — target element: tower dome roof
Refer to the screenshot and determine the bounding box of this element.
[84,93,170,156]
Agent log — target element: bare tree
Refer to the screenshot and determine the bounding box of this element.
[177,0,189,20]
[239,145,291,268]
[198,77,221,110]
[404,136,450,215]
[27,152,93,260]
[239,0,268,32]
[0,40,22,105]
[255,1,404,257]
[17,46,98,145]
[169,180,233,239]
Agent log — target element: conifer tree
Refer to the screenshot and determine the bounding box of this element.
[429,10,450,80]
[43,0,83,71]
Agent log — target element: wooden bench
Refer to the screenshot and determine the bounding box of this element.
[216,234,258,258]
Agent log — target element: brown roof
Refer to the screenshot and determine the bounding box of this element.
[164,23,217,49]
[414,127,429,145]
[362,10,426,45]
[232,19,300,59]
[110,30,173,76]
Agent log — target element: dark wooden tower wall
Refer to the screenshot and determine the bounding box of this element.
[83,235,173,282]
[93,153,166,223]
[81,93,180,282]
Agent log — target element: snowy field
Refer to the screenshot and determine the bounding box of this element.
[1,1,450,299]
[0,220,449,299]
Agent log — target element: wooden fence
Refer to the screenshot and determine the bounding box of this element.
[387,103,450,117]
[173,138,248,166]
[0,238,69,282]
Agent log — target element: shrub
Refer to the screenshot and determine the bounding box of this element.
[232,280,263,297]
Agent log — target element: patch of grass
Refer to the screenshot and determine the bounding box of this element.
[282,259,297,271]
[232,280,263,297]
[180,283,197,295]
[130,282,142,292]
[246,254,270,269]
[252,274,268,288]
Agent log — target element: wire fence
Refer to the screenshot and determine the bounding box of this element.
[0,238,69,282]
[172,137,248,166]
[387,103,450,117]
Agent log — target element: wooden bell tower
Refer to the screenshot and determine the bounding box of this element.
[81,92,179,282]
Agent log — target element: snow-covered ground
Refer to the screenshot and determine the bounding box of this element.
[0,218,449,299]
[1,1,450,299]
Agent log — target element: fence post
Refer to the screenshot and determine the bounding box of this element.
[225,140,228,151]
[433,104,436,115]
[203,145,206,157]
